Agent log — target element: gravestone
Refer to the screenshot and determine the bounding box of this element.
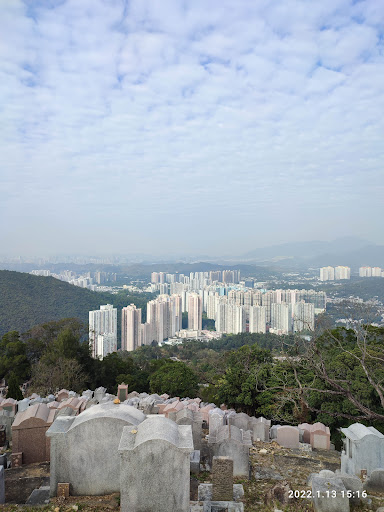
[211,426,250,477]
[276,426,300,449]
[250,417,271,442]
[212,456,233,501]
[12,403,55,464]
[311,475,349,512]
[270,424,280,439]
[209,409,226,443]
[298,423,311,444]
[94,387,106,403]
[56,389,69,403]
[26,486,50,505]
[17,399,30,413]
[340,423,384,476]
[229,413,249,432]
[176,408,203,451]
[364,468,384,492]
[0,465,4,504]
[119,415,193,512]
[310,422,331,450]
[117,383,128,402]
[47,402,145,496]
[190,450,200,474]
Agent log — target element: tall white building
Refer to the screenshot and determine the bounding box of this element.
[249,305,267,334]
[89,304,117,359]
[320,267,335,281]
[121,304,142,351]
[271,303,292,334]
[293,302,314,332]
[335,266,351,280]
[188,293,202,331]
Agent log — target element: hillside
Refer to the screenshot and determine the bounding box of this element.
[0,270,153,338]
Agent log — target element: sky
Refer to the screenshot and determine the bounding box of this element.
[1,0,384,257]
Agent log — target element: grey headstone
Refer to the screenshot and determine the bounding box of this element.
[312,476,350,512]
[364,468,384,492]
[338,474,363,505]
[190,450,200,474]
[26,486,50,505]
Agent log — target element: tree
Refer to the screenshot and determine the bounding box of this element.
[150,360,199,398]
[0,331,30,383]
[262,323,384,429]
[30,357,88,395]
[6,372,23,400]
[216,344,273,415]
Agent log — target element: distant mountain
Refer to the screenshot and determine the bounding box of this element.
[0,270,152,338]
[242,237,384,269]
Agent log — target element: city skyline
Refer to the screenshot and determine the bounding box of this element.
[1,0,384,256]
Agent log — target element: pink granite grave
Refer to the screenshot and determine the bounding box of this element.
[310,422,330,450]
[276,425,300,449]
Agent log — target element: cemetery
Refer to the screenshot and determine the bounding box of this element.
[1,387,384,511]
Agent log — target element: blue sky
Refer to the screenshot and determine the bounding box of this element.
[1,0,384,256]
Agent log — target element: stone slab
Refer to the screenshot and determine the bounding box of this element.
[312,476,349,512]
[203,502,244,512]
[0,465,4,505]
[26,486,50,505]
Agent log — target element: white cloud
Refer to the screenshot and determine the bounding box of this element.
[0,0,383,254]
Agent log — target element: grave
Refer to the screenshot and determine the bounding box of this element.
[210,425,250,477]
[0,398,17,415]
[12,403,55,464]
[364,468,384,492]
[94,386,107,402]
[249,417,270,442]
[310,422,331,450]
[118,415,193,512]
[311,474,349,512]
[56,389,69,403]
[17,399,31,413]
[208,409,226,443]
[46,402,145,496]
[340,422,384,476]
[176,408,203,451]
[228,413,249,432]
[276,425,300,449]
[117,383,128,402]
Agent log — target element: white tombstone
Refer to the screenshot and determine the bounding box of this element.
[119,415,193,512]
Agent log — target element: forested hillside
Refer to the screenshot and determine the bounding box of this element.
[0,270,154,337]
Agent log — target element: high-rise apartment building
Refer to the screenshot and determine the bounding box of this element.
[293,302,314,332]
[89,304,117,359]
[188,293,202,331]
[320,267,335,281]
[121,304,142,351]
[271,303,292,334]
[249,305,267,333]
[335,266,351,280]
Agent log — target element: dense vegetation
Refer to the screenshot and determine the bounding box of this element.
[0,270,156,338]
[2,315,384,446]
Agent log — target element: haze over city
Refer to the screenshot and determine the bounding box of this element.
[1,0,384,257]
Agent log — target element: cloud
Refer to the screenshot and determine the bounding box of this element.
[0,0,383,255]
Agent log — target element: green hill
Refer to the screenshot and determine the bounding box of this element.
[0,270,154,338]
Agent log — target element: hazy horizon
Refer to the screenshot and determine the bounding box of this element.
[1,0,384,256]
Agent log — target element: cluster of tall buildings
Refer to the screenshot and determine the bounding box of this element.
[89,293,203,359]
[319,266,351,281]
[151,270,240,289]
[89,269,326,357]
[359,266,383,277]
[30,269,117,290]
[209,289,318,335]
